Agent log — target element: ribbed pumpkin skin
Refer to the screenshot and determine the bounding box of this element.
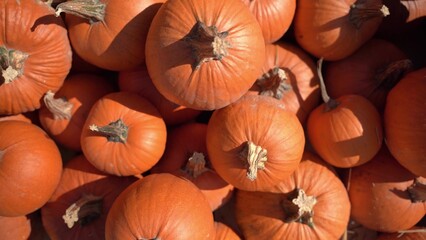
[0,0,72,115]
[242,0,296,43]
[0,121,62,217]
[384,67,426,177]
[105,173,215,240]
[348,146,426,233]
[145,0,265,110]
[235,151,351,240]
[294,0,386,61]
[307,94,383,168]
[41,155,137,240]
[80,92,167,176]
[206,94,305,192]
[0,215,31,239]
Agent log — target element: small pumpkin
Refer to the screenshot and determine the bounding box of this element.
[215,222,241,240]
[384,67,426,177]
[80,91,167,176]
[41,154,137,240]
[39,73,115,151]
[145,0,265,110]
[206,94,305,192]
[235,151,351,239]
[307,59,383,168]
[0,215,31,239]
[0,0,72,115]
[0,121,62,217]
[105,173,216,240]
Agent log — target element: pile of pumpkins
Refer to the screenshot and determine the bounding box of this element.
[0,0,425,239]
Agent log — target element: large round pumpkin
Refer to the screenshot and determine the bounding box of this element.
[206,94,305,192]
[145,0,265,110]
[0,121,63,217]
[105,173,216,240]
[0,0,72,115]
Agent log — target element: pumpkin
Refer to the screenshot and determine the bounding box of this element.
[39,73,116,151]
[0,0,72,115]
[151,122,234,211]
[105,173,216,240]
[206,94,305,192]
[0,113,32,123]
[0,215,31,239]
[307,59,383,168]
[324,38,412,112]
[80,91,167,176]
[247,41,320,126]
[0,121,62,217]
[55,0,164,71]
[294,0,389,60]
[241,0,296,43]
[384,67,426,177]
[214,222,241,240]
[347,145,426,232]
[235,151,351,239]
[41,154,137,240]
[118,64,201,126]
[145,0,265,110]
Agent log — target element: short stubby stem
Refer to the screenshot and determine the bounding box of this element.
[407,178,426,203]
[0,46,28,84]
[90,119,128,143]
[62,194,103,228]
[184,152,209,178]
[43,90,73,120]
[256,67,292,100]
[281,188,317,228]
[349,1,390,29]
[185,21,231,70]
[240,141,267,181]
[55,0,106,23]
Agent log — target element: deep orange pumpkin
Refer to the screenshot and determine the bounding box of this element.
[0,121,62,217]
[0,215,31,239]
[41,154,137,240]
[39,73,116,151]
[105,173,216,240]
[55,0,164,71]
[235,151,351,239]
[151,122,234,211]
[0,0,72,115]
[384,67,426,177]
[145,0,265,110]
[206,94,305,192]
[294,0,389,60]
[80,92,167,176]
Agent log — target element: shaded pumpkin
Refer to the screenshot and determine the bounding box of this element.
[145,0,265,110]
[206,94,305,192]
[214,222,241,240]
[0,215,31,239]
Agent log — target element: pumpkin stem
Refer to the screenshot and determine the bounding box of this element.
[281,188,317,228]
[185,21,232,70]
[55,0,106,23]
[183,152,209,179]
[349,1,389,29]
[89,119,128,143]
[256,67,292,100]
[375,59,413,90]
[240,141,267,181]
[397,228,426,238]
[43,90,73,120]
[0,46,28,84]
[407,178,426,203]
[62,194,103,229]
[317,58,339,112]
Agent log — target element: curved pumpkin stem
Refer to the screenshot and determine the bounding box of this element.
[375,59,413,90]
[240,141,267,181]
[62,194,103,229]
[55,0,106,23]
[317,58,339,112]
[407,178,426,203]
[281,188,317,228]
[184,152,209,179]
[43,90,73,120]
[349,1,390,29]
[89,119,128,143]
[0,46,28,84]
[185,21,232,70]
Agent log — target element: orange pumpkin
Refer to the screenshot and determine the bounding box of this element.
[80,92,167,176]
[215,222,241,240]
[206,94,305,192]
[0,215,31,239]
[145,0,265,110]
